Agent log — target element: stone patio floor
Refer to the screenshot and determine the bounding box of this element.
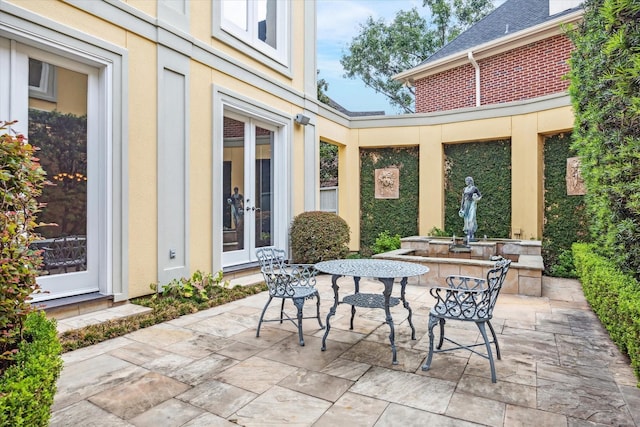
[50,275,640,426]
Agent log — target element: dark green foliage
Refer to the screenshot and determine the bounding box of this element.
[372,230,402,254]
[543,133,589,276]
[573,243,640,385]
[289,211,350,263]
[0,311,63,426]
[444,141,511,238]
[360,147,419,256]
[320,141,338,187]
[0,121,46,369]
[568,0,640,279]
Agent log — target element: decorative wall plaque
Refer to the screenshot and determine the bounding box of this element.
[566,157,586,196]
[375,168,399,199]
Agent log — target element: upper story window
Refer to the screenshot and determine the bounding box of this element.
[215,0,290,73]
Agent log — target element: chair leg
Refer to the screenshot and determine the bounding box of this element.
[437,318,445,349]
[315,292,324,329]
[292,297,305,346]
[487,320,501,360]
[477,321,497,383]
[421,314,439,371]
[257,295,273,338]
[280,298,286,324]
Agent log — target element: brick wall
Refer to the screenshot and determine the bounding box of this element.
[415,34,574,113]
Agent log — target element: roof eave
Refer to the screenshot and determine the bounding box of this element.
[393,9,584,85]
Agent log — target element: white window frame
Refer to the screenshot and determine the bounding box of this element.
[0,14,127,302]
[213,0,291,74]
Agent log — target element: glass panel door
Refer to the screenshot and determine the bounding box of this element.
[222,115,274,266]
[23,50,100,300]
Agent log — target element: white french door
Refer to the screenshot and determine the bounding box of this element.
[1,39,105,301]
[222,112,277,266]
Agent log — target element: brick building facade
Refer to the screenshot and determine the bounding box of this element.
[415,34,574,113]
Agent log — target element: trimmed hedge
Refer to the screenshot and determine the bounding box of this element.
[573,243,640,386]
[290,211,350,263]
[568,0,640,279]
[0,311,63,426]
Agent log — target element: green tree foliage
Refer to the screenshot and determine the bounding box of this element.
[424,0,495,44]
[568,0,640,279]
[317,70,330,104]
[320,141,338,187]
[341,1,494,113]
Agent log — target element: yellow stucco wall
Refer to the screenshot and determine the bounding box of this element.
[6,0,576,302]
[318,104,575,250]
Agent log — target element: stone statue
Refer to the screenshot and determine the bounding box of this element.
[458,176,482,244]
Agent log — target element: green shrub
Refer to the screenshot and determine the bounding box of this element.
[569,0,640,279]
[290,211,350,263]
[573,243,640,386]
[0,311,63,426]
[372,230,401,254]
[0,121,46,368]
[547,249,577,278]
[428,226,448,237]
[153,270,227,303]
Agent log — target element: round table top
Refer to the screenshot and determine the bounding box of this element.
[315,258,429,279]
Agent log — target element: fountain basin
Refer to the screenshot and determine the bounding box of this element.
[373,236,544,297]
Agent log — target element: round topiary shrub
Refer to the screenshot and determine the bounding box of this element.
[290,211,350,263]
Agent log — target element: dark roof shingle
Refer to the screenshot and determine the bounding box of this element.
[423,0,580,64]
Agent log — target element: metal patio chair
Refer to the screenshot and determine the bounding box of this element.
[255,248,324,346]
[422,256,511,382]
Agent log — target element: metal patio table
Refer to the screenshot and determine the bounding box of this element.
[315,258,429,364]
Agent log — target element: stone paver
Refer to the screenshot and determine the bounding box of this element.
[50,276,640,426]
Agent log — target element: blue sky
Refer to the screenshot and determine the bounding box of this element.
[316,0,507,115]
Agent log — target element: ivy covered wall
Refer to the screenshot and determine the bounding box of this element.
[443,141,512,238]
[360,147,419,255]
[543,133,589,275]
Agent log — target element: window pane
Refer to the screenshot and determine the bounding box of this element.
[223,117,245,252]
[255,126,273,248]
[28,61,88,275]
[222,0,247,31]
[257,0,277,49]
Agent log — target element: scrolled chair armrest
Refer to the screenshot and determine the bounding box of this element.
[430,285,490,319]
[445,275,487,290]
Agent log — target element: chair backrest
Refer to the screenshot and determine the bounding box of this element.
[484,257,511,317]
[256,247,287,274]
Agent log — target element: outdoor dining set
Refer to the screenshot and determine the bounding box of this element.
[255,247,511,383]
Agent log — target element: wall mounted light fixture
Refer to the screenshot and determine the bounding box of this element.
[294,113,311,126]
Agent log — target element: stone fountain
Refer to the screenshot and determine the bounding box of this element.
[373,236,544,297]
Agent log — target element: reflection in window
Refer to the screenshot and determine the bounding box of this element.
[257,0,277,49]
[28,59,88,276]
[221,0,279,52]
[28,58,57,102]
